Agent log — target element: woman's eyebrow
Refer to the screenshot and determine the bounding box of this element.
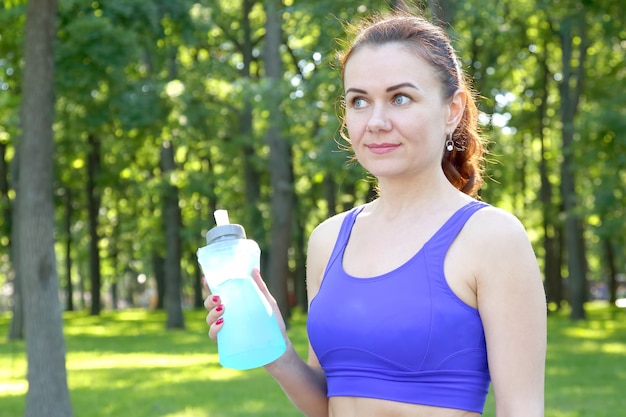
[345,87,367,95]
[345,83,419,95]
[386,82,419,92]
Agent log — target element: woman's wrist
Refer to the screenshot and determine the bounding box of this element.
[264,340,298,376]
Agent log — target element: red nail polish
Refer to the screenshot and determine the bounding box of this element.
[212,295,219,303]
[215,318,224,326]
[216,304,223,312]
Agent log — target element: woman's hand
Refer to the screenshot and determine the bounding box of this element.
[203,268,288,343]
[203,281,224,340]
[250,268,288,339]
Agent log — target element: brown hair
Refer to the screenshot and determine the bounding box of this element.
[338,13,485,197]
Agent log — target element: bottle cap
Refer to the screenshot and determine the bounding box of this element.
[206,210,247,244]
[214,209,230,226]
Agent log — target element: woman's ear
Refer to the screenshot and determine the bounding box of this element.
[446,88,467,131]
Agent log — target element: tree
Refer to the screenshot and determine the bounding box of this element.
[2,0,625,326]
[2,0,26,341]
[16,0,73,415]
[263,0,293,317]
[162,138,185,329]
[86,133,103,315]
[552,4,589,320]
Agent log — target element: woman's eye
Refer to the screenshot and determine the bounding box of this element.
[393,94,411,105]
[352,97,367,108]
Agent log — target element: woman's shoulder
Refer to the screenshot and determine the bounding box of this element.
[307,204,370,263]
[309,206,357,248]
[305,205,367,295]
[463,203,536,264]
[470,203,530,239]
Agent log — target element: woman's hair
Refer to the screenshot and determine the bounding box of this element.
[337,13,486,197]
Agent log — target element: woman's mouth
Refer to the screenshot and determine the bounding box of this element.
[366,143,400,155]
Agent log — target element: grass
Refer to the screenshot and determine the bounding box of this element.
[542,302,626,417]
[0,302,625,417]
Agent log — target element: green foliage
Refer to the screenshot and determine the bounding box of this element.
[1,303,625,416]
[0,0,625,309]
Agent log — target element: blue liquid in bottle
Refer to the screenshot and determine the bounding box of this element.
[214,277,285,370]
[197,210,286,370]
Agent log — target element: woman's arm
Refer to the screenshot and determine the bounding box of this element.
[263,342,328,417]
[473,208,547,417]
[205,215,344,417]
[263,215,346,416]
[253,261,329,417]
[206,267,329,416]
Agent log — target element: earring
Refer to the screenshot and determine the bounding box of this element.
[445,133,454,152]
[446,133,466,152]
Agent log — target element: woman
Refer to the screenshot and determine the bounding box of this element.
[205,12,546,417]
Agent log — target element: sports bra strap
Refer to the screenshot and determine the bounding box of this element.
[424,200,488,259]
[323,205,365,277]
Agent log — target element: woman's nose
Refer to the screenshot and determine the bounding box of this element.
[366,106,392,132]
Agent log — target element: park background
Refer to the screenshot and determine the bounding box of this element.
[0,0,625,416]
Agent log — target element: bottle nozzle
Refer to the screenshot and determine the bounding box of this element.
[214,209,230,226]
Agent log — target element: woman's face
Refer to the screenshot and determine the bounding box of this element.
[343,42,464,181]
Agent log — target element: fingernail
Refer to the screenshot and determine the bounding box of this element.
[216,304,224,312]
[215,318,224,326]
[212,295,219,303]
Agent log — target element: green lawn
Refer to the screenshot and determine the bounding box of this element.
[1,302,624,417]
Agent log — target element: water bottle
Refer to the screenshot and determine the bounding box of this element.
[197,209,286,370]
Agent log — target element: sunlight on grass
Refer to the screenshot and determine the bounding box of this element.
[67,352,215,370]
[164,408,209,417]
[545,410,579,417]
[543,303,626,417]
[601,342,626,354]
[563,326,611,339]
[204,365,246,381]
[545,366,573,377]
[0,380,27,396]
[0,340,27,399]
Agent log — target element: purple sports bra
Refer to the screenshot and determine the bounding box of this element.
[307,201,491,413]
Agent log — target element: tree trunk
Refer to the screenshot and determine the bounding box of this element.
[78,264,86,310]
[263,0,292,318]
[8,273,23,340]
[293,199,308,312]
[18,0,73,415]
[240,0,263,238]
[341,182,356,213]
[161,140,185,329]
[556,11,588,320]
[110,198,120,310]
[8,159,22,339]
[193,158,217,309]
[537,41,562,310]
[323,173,337,217]
[64,188,74,311]
[86,133,102,315]
[5,137,23,339]
[603,238,617,305]
[0,141,11,254]
[193,264,203,309]
[152,251,165,309]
